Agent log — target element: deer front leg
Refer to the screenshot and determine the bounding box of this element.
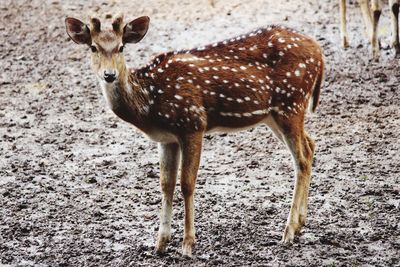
[389,0,400,56]
[155,143,180,254]
[340,0,349,48]
[179,132,203,257]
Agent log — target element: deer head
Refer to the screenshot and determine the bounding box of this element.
[65,15,150,84]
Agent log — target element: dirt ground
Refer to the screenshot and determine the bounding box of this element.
[0,0,399,266]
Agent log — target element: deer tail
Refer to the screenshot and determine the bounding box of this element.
[308,57,324,113]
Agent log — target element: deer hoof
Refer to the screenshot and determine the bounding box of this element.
[282,223,301,243]
[181,237,195,258]
[155,235,170,254]
[371,47,380,62]
[341,37,349,49]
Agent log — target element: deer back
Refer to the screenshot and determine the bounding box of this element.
[134,25,324,135]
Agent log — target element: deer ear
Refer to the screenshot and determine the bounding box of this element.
[65,17,91,45]
[123,16,150,44]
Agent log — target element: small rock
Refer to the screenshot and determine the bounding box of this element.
[84,177,97,184]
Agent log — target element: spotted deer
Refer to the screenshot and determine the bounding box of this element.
[65,14,324,257]
[340,0,400,60]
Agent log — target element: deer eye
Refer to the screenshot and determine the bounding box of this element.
[90,45,97,52]
[119,46,124,53]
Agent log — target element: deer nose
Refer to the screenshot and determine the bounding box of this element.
[104,70,116,83]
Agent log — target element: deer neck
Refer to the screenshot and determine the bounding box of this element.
[99,67,150,128]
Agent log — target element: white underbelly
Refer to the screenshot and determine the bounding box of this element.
[142,128,178,143]
[207,115,274,134]
[139,116,278,143]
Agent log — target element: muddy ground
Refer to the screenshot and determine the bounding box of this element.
[0,0,399,266]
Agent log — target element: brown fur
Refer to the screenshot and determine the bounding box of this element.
[125,26,324,136]
[65,15,325,257]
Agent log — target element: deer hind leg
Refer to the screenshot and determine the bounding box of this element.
[390,0,400,56]
[155,143,180,254]
[358,0,374,40]
[340,0,350,48]
[269,114,314,243]
[298,132,315,227]
[179,132,203,257]
[370,0,382,60]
